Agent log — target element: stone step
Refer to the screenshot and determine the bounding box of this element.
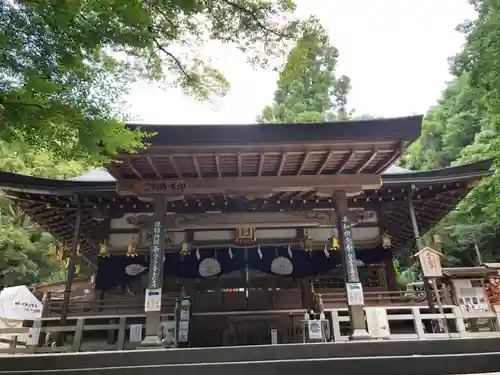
[2,338,500,373]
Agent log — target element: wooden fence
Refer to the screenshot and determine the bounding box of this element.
[2,304,500,355]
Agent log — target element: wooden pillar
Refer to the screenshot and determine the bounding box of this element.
[384,259,399,291]
[408,191,438,318]
[59,195,82,328]
[140,197,168,347]
[334,191,370,340]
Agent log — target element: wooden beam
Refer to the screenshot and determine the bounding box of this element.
[317,151,334,175]
[146,156,162,178]
[375,141,405,174]
[169,156,182,178]
[192,156,202,178]
[258,153,265,176]
[297,152,310,176]
[277,152,288,176]
[237,153,242,177]
[356,150,378,173]
[337,150,355,173]
[118,174,382,196]
[215,154,222,177]
[127,161,143,179]
[108,211,379,231]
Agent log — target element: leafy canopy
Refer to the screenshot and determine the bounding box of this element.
[1,0,299,163]
[400,0,500,269]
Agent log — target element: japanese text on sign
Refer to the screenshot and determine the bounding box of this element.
[12,301,41,315]
[418,248,442,278]
[135,180,187,195]
[148,220,163,290]
[341,216,360,283]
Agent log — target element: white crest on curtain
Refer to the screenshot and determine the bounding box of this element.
[199,258,221,277]
[125,264,147,276]
[271,256,293,275]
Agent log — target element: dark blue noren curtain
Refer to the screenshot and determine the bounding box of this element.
[94,246,392,290]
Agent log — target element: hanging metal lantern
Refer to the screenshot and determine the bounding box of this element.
[126,234,138,257]
[99,241,109,257]
[382,231,392,249]
[180,241,191,257]
[301,235,313,252]
[329,236,340,251]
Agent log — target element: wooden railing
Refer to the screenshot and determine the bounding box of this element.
[43,287,442,318]
[2,305,500,355]
[317,289,434,308]
[46,293,179,317]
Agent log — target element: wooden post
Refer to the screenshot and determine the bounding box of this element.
[58,195,82,343]
[334,191,370,340]
[407,191,439,326]
[140,197,168,347]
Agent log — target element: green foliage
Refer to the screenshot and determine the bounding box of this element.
[257,17,352,123]
[1,0,299,163]
[401,0,500,267]
[0,141,86,286]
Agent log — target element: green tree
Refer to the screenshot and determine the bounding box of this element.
[1,0,299,163]
[400,0,500,267]
[257,18,351,123]
[0,141,86,286]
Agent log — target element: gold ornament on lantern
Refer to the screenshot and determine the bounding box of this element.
[301,231,313,252]
[382,231,392,249]
[180,241,191,257]
[99,240,110,257]
[126,234,138,257]
[329,235,340,251]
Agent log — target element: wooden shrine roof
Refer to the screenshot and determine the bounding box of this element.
[109,116,423,179]
[0,159,493,261]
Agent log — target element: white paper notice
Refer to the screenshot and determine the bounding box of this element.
[346,282,364,306]
[129,324,143,343]
[144,288,162,312]
[308,321,323,340]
